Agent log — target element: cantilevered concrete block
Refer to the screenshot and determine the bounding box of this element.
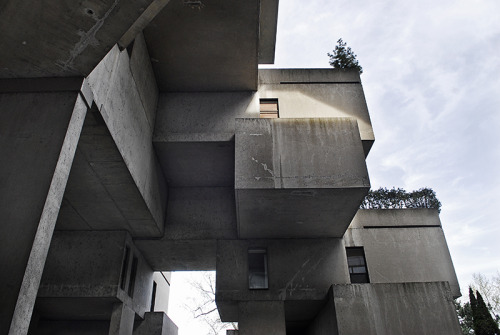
[235,118,370,238]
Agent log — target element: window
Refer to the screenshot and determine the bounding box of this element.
[128,256,138,297]
[346,247,370,283]
[260,99,279,118]
[120,246,130,291]
[248,248,269,289]
[150,281,157,312]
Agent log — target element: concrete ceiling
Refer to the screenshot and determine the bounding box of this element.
[0,0,155,78]
[144,0,262,91]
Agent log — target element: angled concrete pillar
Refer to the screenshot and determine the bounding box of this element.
[0,78,91,335]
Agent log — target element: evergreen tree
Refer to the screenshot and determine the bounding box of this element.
[327,38,363,74]
[470,287,500,335]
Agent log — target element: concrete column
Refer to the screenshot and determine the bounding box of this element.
[109,303,136,335]
[0,78,91,335]
[238,301,286,335]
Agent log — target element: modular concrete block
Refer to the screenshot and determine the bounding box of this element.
[344,209,461,298]
[235,118,369,238]
[216,239,349,321]
[258,69,374,155]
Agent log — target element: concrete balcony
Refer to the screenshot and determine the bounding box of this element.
[235,118,370,239]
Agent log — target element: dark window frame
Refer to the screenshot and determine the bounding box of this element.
[248,248,269,290]
[346,247,370,283]
[260,99,279,118]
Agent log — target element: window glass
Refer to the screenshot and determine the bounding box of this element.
[248,249,269,289]
[346,247,370,283]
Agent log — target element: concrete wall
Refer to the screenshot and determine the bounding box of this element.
[154,92,258,143]
[258,69,374,155]
[152,272,171,313]
[87,39,166,234]
[331,282,461,335]
[133,312,178,335]
[38,231,155,318]
[344,209,461,298]
[238,301,286,335]
[0,89,87,335]
[216,238,349,321]
[305,289,338,335]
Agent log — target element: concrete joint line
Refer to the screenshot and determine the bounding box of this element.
[8,96,88,335]
[118,0,172,49]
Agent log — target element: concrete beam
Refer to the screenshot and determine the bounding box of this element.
[0,81,89,335]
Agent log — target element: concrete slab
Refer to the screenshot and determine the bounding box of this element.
[0,0,156,78]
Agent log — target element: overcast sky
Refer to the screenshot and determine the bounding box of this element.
[169,0,500,333]
[262,0,500,293]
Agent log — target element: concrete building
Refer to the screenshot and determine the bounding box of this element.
[0,1,461,334]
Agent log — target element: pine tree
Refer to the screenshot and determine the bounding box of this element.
[327,38,363,74]
[470,287,500,335]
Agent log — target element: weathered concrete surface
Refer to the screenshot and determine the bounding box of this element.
[331,282,461,335]
[87,44,166,234]
[238,301,286,335]
[135,187,236,270]
[38,231,154,319]
[305,291,338,335]
[30,320,110,335]
[154,92,259,142]
[153,91,257,187]
[152,272,171,313]
[235,118,369,238]
[216,239,349,321]
[143,0,263,91]
[56,107,162,237]
[258,69,374,155]
[109,303,135,335]
[133,312,178,335]
[0,0,156,78]
[0,87,87,335]
[344,209,461,298]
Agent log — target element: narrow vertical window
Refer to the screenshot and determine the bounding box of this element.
[150,281,157,312]
[120,246,130,291]
[346,247,370,283]
[248,248,268,289]
[260,99,279,118]
[128,256,138,298]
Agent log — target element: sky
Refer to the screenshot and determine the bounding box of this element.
[168,0,500,333]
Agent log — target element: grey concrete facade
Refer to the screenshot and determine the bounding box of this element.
[0,1,461,335]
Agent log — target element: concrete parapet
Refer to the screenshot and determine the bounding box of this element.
[325,282,461,335]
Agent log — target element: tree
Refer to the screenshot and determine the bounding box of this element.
[184,272,237,335]
[469,287,500,335]
[472,272,500,316]
[456,299,474,335]
[327,38,363,74]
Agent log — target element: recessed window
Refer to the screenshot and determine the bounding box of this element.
[120,246,130,291]
[248,249,269,289]
[260,99,279,118]
[346,247,370,283]
[128,256,138,298]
